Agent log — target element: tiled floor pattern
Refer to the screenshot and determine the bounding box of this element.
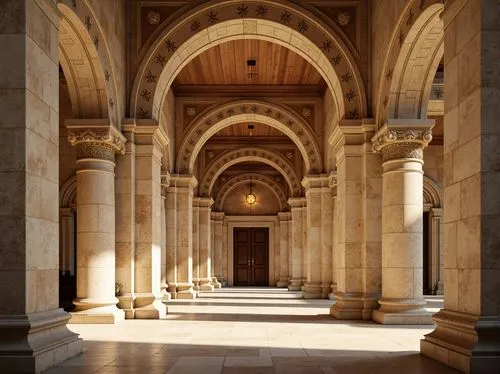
[44,288,458,374]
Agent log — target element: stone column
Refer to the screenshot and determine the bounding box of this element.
[222,221,228,284]
[0,1,82,369]
[330,123,380,319]
[288,198,305,291]
[302,175,329,298]
[198,198,215,291]
[133,123,168,319]
[212,212,225,287]
[421,0,500,371]
[371,120,433,324]
[192,199,200,290]
[277,212,290,288]
[66,121,126,323]
[429,208,443,295]
[165,184,178,298]
[328,173,338,299]
[301,204,308,288]
[173,175,198,299]
[321,185,334,298]
[160,173,170,300]
[115,124,136,318]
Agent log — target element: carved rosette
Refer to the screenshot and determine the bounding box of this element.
[372,127,432,162]
[67,126,126,162]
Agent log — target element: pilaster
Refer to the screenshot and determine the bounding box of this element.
[277,212,291,288]
[198,197,215,291]
[212,212,225,287]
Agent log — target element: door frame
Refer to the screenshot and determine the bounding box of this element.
[226,216,277,287]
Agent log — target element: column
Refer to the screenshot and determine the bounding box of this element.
[0,1,82,370]
[301,204,308,288]
[288,198,305,291]
[421,0,500,371]
[321,185,334,298]
[371,120,433,324]
[115,124,136,318]
[329,173,338,299]
[213,212,225,287]
[133,123,168,319]
[174,175,198,299]
[330,124,380,319]
[192,198,200,291]
[165,184,178,298]
[288,218,292,285]
[277,212,290,287]
[67,122,126,324]
[429,208,443,294]
[160,173,170,299]
[302,175,329,298]
[198,197,215,291]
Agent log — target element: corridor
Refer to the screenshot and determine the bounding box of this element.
[44,289,458,374]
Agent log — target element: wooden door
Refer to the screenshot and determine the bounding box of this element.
[234,228,269,286]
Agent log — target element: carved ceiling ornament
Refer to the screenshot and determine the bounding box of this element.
[132,0,367,123]
[372,123,433,162]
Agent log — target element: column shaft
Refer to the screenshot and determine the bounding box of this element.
[288,198,305,291]
[321,188,334,298]
[277,212,290,288]
[213,213,225,287]
[198,198,214,291]
[165,187,178,297]
[192,200,200,290]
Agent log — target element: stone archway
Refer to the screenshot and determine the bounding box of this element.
[198,147,301,197]
[130,0,367,122]
[176,100,322,174]
[58,1,119,126]
[214,173,288,212]
[376,0,445,126]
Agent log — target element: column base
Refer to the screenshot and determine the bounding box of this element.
[277,276,289,288]
[321,282,331,299]
[330,292,379,320]
[167,282,177,299]
[421,309,500,373]
[288,278,303,291]
[302,282,322,299]
[117,293,136,319]
[176,283,197,299]
[328,283,337,300]
[199,278,215,292]
[372,298,432,325]
[0,309,82,373]
[134,293,167,319]
[192,278,201,291]
[70,305,125,324]
[212,277,222,288]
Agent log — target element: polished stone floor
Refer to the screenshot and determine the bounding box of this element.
[44,288,458,374]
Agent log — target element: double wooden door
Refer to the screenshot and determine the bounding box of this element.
[234,228,269,286]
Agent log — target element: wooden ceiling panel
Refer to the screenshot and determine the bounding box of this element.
[214,122,286,137]
[173,39,327,87]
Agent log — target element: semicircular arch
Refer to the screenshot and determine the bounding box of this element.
[131,1,366,122]
[423,175,442,208]
[177,100,322,174]
[376,1,444,127]
[60,175,77,208]
[58,1,120,126]
[214,173,288,211]
[199,147,301,197]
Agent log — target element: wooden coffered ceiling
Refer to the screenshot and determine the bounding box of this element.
[172,39,327,97]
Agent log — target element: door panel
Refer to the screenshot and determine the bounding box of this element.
[234,228,269,286]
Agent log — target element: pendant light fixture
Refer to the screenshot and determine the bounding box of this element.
[246,180,256,205]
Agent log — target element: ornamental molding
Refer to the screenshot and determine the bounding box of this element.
[66,120,126,155]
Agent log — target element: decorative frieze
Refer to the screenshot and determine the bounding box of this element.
[371,121,433,162]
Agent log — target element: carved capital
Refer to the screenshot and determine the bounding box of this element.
[371,120,433,162]
[66,120,126,161]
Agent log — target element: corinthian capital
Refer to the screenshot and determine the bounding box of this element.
[66,119,127,157]
[371,119,434,162]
